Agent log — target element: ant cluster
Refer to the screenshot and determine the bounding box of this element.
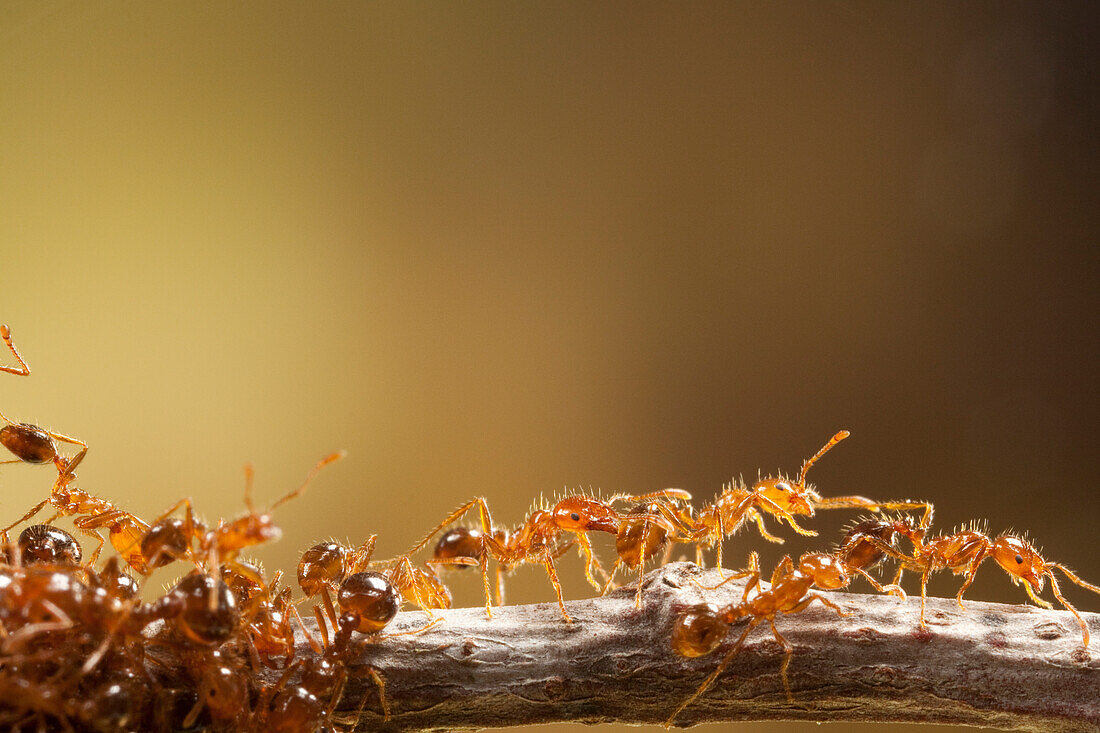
[1,324,1097,731]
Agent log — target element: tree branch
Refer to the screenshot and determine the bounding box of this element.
[280,562,1100,732]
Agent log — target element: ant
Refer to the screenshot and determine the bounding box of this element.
[664,542,907,727]
[272,566,443,728]
[297,534,469,647]
[2,447,155,572]
[409,490,685,623]
[861,522,1100,648]
[0,324,87,477]
[139,451,346,583]
[600,491,698,607]
[679,431,934,573]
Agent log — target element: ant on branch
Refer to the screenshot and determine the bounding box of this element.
[601,491,697,607]
[297,534,469,648]
[2,448,154,572]
[678,431,933,573]
[862,521,1100,648]
[410,490,687,623]
[665,517,914,727]
[0,324,87,477]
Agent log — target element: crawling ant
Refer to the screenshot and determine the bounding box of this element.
[861,522,1100,648]
[140,451,346,582]
[600,491,697,607]
[679,431,933,572]
[408,490,683,622]
[664,544,906,727]
[297,534,468,647]
[273,567,442,727]
[0,324,87,477]
[2,448,154,572]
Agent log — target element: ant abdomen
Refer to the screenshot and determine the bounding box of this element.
[17,524,83,566]
[338,571,400,633]
[616,502,670,567]
[671,603,726,658]
[433,527,484,566]
[0,423,58,465]
[298,541,349,596]
[165,573,239,646]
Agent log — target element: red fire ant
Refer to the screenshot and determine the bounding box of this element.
[409,490,686,623]
[297,534,470,648]
[2,449,153,572]
[665,538,906,727]
[678,431,933,573]
[862,522,1100,648]
[0,324,87,476]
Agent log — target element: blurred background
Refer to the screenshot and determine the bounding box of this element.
[1,2,1097,731]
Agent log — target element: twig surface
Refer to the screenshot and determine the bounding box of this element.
[277,562,1100,733]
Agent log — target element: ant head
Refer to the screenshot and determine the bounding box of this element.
[297,541,349,597]
[671,603,726,658]
[230,513,284,551]
[992,535,1046,593]
[799,552,849,590]
[754,478,815,517]
[550,496,619,534]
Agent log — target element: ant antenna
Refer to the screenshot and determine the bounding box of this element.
[242,463,256,514]
[797,430,850,486]
[271,450,346,510]
[0,325,31,376]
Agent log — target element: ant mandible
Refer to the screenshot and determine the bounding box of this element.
[0,325,87,476]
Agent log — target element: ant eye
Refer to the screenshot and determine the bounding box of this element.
[570,513,580,522]
[1015,555,1024,564]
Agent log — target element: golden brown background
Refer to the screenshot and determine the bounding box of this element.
[1,3,1097,732]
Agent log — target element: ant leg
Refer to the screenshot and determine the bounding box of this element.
[767,620,796,703]
[1,499,50,534]
[495,565,505,606]
[600,559,623,596]
[269,450,346,510]
[919,571,930,628]
[404,496,496,556]
[364,667,390,721]
[575,532,603,591]
[1045,570,1091,648]
[542,554,572,623]
[379,617,442,639]
[851,567,906,599]
[715,512,725,575]
[748,510,785,544]
[664,618,758,728]
[291,602,323,653]
[771,555,795,585]
[789,592,851,618]
[692,565,758,593]
[0,325,30,376]
[954,556,991,611]
[312,605,331,649]
[348,535,378,573]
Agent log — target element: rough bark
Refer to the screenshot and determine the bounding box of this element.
[277,562,1100,733]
